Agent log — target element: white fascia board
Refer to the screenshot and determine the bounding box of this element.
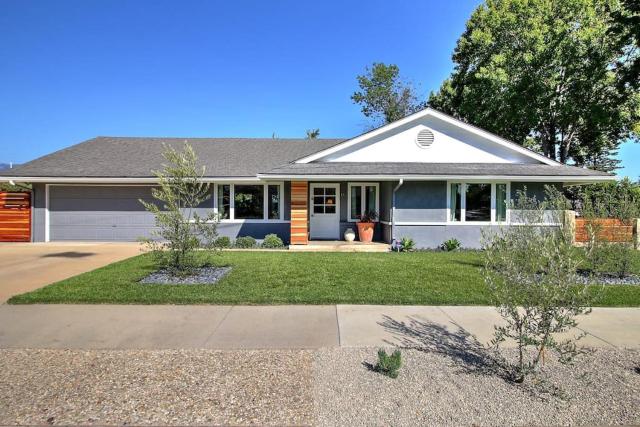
[256,173,616,183]
[0,176,261,183]
[294,108,560,166]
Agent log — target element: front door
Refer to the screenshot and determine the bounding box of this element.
[309,183,340,239]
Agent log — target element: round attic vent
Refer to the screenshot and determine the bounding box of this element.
[416,128,435,148]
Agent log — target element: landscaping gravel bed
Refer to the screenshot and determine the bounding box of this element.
[576,272,640,286]
[0,349,313,426]
[313,347,640,426]
[139,266,231,285]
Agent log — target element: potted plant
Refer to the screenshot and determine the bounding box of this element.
[356,210,378,243]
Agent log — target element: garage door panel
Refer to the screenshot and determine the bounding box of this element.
[50,197,158,211]
[50,225,160,241]
[50,186,160,241]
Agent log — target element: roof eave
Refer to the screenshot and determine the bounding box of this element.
[256,173,615,183]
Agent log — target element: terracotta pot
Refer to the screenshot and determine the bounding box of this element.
[356,222,375,243]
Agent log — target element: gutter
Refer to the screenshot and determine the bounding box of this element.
[391,179,404,244]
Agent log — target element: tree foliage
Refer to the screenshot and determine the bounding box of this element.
[482,187,593,383]
[306,128,320,139]
[428,0,640,170]
[139,143,219,275]
[352,62,425,126]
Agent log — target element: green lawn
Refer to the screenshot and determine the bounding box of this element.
[8,251,640,306]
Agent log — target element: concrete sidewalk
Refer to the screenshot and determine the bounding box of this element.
[0,304,638,350]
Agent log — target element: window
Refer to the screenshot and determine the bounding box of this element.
[450,183,461,222]
[465,183,491,222]
[448,182,510,224]
[496,183,507,222]
[217,184,230,220]
[314,186,337,214]
[215,183,283,221]
[234,185,264,219]
[268,185,281,220]
[348,183,379,222]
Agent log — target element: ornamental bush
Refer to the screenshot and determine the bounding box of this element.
[235,236,257,249]
[261,233,285,249]
[214,236,232,249]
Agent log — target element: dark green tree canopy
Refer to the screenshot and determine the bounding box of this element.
[352,62,425,126]
[428,0,640,170]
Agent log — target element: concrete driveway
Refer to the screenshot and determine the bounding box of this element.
[0,242,141,302]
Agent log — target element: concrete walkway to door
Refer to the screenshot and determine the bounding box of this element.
[0,304,638,350]
[0,242,141,302]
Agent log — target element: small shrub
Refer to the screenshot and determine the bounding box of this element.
[214,236,231,249]
[441,238,461,252]
[262,233,285,249]
[235,236,257,249]
[601,241,635,278]
[399,236,416,252]
[374,349,402,379]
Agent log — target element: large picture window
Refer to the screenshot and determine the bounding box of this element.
[215,183,282,221]
[448,182,509,224]
[465,183,491,222]
[348,183,379,222]
[234,185,264,219]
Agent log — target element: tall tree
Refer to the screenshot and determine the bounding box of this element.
[352,62,425,126]
[428,0,640,169]
[306,128,320,139]
[609,0,640,91]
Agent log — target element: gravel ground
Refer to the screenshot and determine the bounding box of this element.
[313,347,640,426]
[0,349,312,426]
[2,347,638,426]
[139,267,231,285]
[576,271,640,285]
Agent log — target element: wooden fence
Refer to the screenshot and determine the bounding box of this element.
[574,216,637,245]
[0,192,31,242]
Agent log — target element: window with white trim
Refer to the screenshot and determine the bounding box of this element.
[215,183,283,221]
[347,183,379,222]
[448,182,509,224]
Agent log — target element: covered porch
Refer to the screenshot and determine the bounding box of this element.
[288,240,390,252]
[288,180,393,246]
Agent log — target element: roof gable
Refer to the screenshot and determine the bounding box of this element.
[296,108,559,166]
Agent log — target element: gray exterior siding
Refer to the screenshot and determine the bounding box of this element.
[38,185,291,243]
[394,181,447,222]
[394,224,500,249]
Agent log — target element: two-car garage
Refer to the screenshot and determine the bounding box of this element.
[47,185,158,241]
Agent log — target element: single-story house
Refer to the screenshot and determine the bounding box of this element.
[0,108,614,248]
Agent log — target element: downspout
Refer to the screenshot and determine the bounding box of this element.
[391,178,404,245]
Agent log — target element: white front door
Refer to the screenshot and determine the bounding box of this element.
[309,183,340,239]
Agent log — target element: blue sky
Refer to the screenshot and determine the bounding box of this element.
[1,0,637,179]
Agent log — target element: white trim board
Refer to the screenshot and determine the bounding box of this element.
[0,177,262,184]
[256,174,615,183]
[294,108,560,166]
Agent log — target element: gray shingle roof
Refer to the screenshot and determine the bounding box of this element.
[0,137,346,178]
[261,162,612,177]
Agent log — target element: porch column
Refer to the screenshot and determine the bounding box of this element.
[290,181,308,245]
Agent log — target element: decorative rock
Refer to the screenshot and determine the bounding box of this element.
[140,267,231,285]
[576,271,640,286]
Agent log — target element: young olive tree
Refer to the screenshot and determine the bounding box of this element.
[139,143,219,275]
[482,187,593,383]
